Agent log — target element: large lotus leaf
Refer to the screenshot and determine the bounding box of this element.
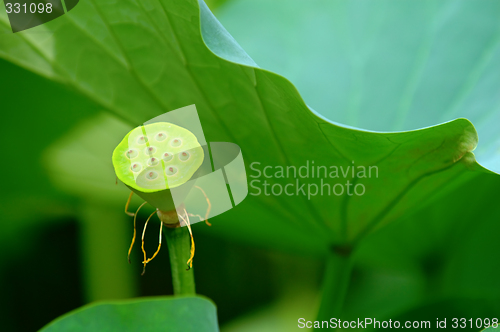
[40,296,219,332]
[0,0,498,254]
[215,0,500,173]
[343,169,500,320]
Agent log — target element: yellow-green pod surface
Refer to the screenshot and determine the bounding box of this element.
[112,122,204,211]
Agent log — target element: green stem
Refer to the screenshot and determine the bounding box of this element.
[315,249,353,329]
[164,226,196,295]
[80,201,137,302]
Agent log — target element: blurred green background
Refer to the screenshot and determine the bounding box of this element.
[1,0,500,331]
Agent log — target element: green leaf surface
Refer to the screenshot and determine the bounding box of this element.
[344,170,500,321]
[40,296,219,332]
[216,0,500,173]
[1,0,498,254]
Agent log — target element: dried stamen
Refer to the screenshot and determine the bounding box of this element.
[195,185,212,226]
[141,209,159,275]
[128,201,147,263]
[179,209,195,270]
[124,192,135,217]
[142,221,163,265]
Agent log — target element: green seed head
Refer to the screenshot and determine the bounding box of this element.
[112,122,204,193]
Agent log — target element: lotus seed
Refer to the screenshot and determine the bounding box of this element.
[163,152,173,162]
[155,132,167,142]
[131,163,142,172]
[126,149,138,159]
[145,146,157,155]
[146,171,158,180]
[179,151,190,161]
[137,136,148,144]
[170,138,182,147]
[165,166,178,176]
[148,157,159,166]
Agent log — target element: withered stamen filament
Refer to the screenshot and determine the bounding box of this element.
[128,201,147,263]
[194,185,212,226]
[179,209,195,270]
[124,192,135,217]
[141,209,158,275]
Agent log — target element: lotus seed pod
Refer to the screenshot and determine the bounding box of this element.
[112,122,204,211]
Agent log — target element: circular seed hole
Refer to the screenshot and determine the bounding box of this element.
[137,136,148,145]
[170,138,182,147]
[165,166,178,176]
[145,171,158,180]
[144,146,157,155]
[131,163,142,172]
[178,151,190,162]
[147,157,159,167]
[125,149,138,159]
[162,152,173,162]
[155,132,167,142]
